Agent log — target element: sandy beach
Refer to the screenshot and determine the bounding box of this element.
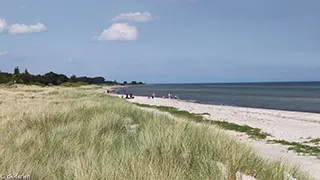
[104,86,320,179]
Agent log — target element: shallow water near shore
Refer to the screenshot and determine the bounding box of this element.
[117,82,320,113]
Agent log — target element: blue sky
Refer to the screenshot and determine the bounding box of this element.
[0,0,319,83]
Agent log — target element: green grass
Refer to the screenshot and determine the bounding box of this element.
[305,138,320,144]
[267,140,320,157]
[60,82,89,87]
[134,103,271,140]
[0,86,311,179]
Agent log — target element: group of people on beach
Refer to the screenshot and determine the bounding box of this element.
[166,93,178,99]
[126,94,134,99]
[148,92,156,99]
[121,94,134,99]
[108,88,178,100]
[165,93,178,99]
[106,89,115,94]
[147,92,178,100]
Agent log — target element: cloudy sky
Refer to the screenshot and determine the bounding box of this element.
[0,0,319,83]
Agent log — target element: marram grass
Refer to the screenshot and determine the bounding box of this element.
[0,85,311,180]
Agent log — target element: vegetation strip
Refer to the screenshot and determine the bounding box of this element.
[133,103,271,140]
[304,138,320,145]
[267,140,320,158]
[0,66,144,86]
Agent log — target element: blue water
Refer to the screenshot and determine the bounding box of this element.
[117,82,320,113]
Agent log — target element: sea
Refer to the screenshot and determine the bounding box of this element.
[116,82,320,114]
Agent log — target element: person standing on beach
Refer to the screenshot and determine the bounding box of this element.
[168,93,171,99]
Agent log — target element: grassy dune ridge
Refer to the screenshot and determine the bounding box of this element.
[0,85,311,179]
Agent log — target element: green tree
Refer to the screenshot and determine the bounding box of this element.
[70,74,77,82]
[24,69,30,75]
[43,71,61,85]
[92,77,105,84]
[14,66,20,75]
[0,72,12,83]
[34,75,46,84]
[21,73,33,84]
[12,67,22,83]
[58,74,69,84]
[123,81,128,85]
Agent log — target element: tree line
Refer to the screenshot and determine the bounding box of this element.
[0,67,144,86]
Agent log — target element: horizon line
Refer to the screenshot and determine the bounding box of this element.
[147,80,320,85]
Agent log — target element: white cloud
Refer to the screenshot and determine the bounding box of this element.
[8,23,47,34]
[93,23,137,41]
[0,51,8,56]
[0,18,47,35]
[20,5,26,9]
[112,12,159,23]
[0,18,7,33]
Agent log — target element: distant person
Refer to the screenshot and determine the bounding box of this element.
[130,94,134,99]
[174,95,177,99]
[168,93,171,99]
[125,94,129,99]
[150,92,155,99]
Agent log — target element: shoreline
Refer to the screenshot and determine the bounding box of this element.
[104,88,320,179]
[189,100,320,114]
[103,85,135,93]
[104,85,320,115]
[106,85,320,116]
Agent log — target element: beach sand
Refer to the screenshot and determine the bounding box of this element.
[104,87,320,179]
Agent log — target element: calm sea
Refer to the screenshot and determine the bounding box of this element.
[116,82,320,113]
